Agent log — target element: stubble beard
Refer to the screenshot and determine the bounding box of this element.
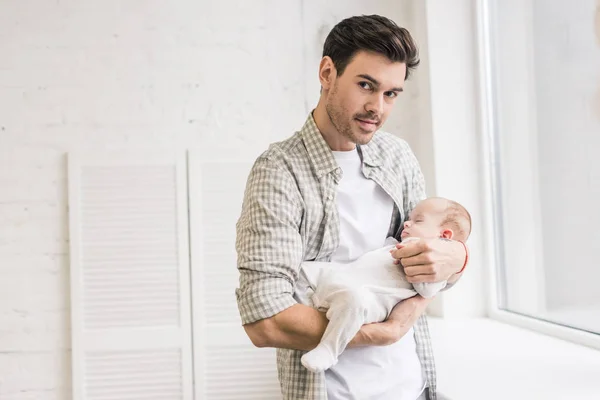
[325,85,365,146]
[325,84,379,146]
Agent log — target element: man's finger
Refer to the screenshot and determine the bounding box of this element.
[400,253,434,268]
[391,240,427,259]
[403,263,435,277]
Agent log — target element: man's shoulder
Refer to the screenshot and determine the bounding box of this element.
[255,131,305,166]
[248,131,309,185]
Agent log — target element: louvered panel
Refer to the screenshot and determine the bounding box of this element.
[80,165,179,330]
[200,163,250,325]
[203,267,240,324]
[85,350,183,400]
[69,150,193,400]
[205,347,280,399]
[189,154,282,399]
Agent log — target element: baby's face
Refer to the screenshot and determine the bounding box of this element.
[400,198,447,240]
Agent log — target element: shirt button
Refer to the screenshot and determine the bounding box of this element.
[327,194,333,200]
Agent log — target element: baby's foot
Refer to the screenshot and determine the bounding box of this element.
[301,345,337,373]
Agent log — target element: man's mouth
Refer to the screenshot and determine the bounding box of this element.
[356,117,379,124]
[355,118,379,131]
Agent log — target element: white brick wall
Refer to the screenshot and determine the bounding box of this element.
[0,1,420,398]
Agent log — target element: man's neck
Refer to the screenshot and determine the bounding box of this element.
[312,101,356,151]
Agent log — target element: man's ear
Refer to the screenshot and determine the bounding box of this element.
[319,56,336,90]
[441,229,453,239]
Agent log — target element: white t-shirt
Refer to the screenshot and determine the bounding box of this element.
[325,148,426,400]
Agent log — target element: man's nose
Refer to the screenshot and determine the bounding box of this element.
[365,94,384,116]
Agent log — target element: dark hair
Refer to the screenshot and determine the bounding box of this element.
[322,15,420,80]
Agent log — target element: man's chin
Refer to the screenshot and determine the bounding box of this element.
[353,131,375,145]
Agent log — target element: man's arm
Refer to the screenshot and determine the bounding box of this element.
[243,304,327,350]
[236,158,406,351]
[355,295,433,346]
[245,296,430,351]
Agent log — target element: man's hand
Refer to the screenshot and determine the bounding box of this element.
[390,238,466,284]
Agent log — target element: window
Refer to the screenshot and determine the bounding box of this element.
[482,0,600,341]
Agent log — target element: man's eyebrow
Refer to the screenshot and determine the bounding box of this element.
[356,74,404,92]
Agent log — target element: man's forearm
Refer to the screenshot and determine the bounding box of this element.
[244,303,400,351]
[269,304,329,351]
[348,319,399,348]
[292,295,433,349]
[386,295,433,338]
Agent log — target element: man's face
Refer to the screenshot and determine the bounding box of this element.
[325,51,406,145]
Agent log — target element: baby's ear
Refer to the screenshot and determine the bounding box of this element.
[441,229,453,239]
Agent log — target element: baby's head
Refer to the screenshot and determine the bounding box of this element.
[401,197,471,242]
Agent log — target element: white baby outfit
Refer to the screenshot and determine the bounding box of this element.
[300,236,447,373]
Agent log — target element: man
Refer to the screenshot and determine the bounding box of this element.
[235,15,467,400]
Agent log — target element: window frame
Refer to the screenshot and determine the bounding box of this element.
[476,0,600,350]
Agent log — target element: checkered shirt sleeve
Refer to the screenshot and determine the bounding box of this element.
[235,154,304,325]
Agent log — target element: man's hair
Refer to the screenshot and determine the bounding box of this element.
[440,199,472,241]
[322,15,420,79]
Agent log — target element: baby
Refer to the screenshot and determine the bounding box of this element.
[300,197,471,373]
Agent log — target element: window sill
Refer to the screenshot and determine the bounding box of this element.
[428,317,600,399]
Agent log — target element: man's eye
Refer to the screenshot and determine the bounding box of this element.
[359,82,373,90]
[385,91,398,98]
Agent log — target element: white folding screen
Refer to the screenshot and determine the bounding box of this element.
[69,149,282,399]
[187,152,281,399]
[68,150,194,400]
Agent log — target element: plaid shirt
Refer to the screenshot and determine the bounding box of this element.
[236,113,438,400]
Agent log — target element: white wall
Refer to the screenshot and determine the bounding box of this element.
[410,0,487,319]
[0,1,422,398]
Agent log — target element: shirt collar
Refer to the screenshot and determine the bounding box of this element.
[300,112,339,179]
[357,139,383,167]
